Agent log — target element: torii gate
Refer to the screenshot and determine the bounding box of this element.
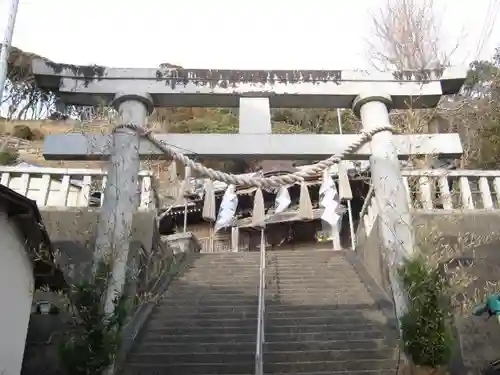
[32,60,466,316]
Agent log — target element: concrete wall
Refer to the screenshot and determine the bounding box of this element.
[355,217,392,298]
[38,208,156,283]
[0,210,35,375]
[413,212,500,373]
[356,211,500,374]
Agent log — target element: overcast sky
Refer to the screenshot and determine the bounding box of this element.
[0,0,499,70]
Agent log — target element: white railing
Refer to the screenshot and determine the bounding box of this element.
[401,169,500,211]
[0,166,157,210]
[254,228,266,375]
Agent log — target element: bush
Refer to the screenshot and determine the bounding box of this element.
[0,150,18,165]
[12,124,33,140]
[58,260,129,375]
[399,256,454,369]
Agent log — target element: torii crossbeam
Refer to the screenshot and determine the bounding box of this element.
[35,61,464,160]
[32,60,467,320]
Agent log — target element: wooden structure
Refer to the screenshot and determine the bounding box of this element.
[160,161,372,252]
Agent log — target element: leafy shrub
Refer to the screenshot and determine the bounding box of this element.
[58,260,129,375]
[399,256,454,368]
[0,150,18,165]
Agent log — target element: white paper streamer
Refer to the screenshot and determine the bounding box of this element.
[214,184,238,232]
[319,168,335,196]
[274,186,291,214]
[319,168,344,228]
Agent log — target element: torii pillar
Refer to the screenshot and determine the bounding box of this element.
[353,93,413,318]
[94,92,154,313]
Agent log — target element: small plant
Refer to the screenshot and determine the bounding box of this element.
[0,149,18,165]
[58,260,129,375]
[399,255,454,373]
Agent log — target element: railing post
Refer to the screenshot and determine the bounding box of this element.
[255,226,266,375]
[261,227,265,343]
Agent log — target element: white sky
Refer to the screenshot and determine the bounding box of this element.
[0,0,499,70]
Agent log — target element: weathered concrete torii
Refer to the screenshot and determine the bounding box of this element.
[32,60,466,316]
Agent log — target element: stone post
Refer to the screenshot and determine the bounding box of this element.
[94,92,154,314]
[231,226,239,252]
[353,93,415,320]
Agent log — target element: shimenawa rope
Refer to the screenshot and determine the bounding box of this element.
[114,124,395,188]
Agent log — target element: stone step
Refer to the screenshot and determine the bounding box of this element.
[185,262,258,268]
[263,330,391,342]
[186,263,258,269]
[125,359,398,374]
[148,313,388,328]
[267,371,396,375]
[266,298,376,305]
[265,278,363,284]
[144,322,381,336]
[266,273,361,279]
[268,263,354,269]
[266,284,368,291]
[191,252,260,261]
[160,294,374,305]
[163,291,258,299]
[128,351,255,365]
[180,273,259,278]
[150,309,257,320]
[266,304,384,315]
[134,339,396,355]
[178,269,259,281]
[265,339,397,352]
[171,283,258,289]
[265,348,397,363]
[263,359,398,373]
[165,287,258,294]
[124,362,253,374]
[147,317,258,329]
[266,303,383,313]
[134,341,257,354]
[142,332,256,344]
[269,274,360,279]
[128,348,397,366]
[159,295,259,305]
[266,289,371,296]
[142,329,388,344]
[175,277,259,283]
[155,304,258,314]
[151,305,386,321]
[267,249,337,256]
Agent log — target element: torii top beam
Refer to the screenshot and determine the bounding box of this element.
[32,60,466,109]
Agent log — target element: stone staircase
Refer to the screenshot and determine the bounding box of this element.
[264,250,400,374]
[124,252,261,374]
[123,250,400,375]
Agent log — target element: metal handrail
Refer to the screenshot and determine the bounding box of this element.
[254,228,266,375]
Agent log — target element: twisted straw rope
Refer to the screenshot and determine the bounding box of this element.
[115,124,395,188]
